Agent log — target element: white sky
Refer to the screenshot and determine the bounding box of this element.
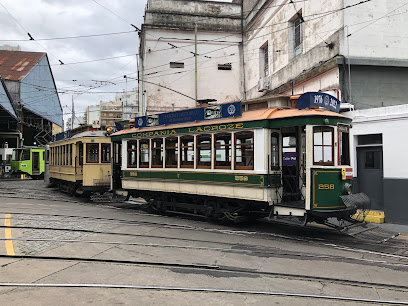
[0,0,148,125]
[0,0,233,126]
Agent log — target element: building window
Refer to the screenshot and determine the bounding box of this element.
[101,143,111,163]
[338,125,350,165]
[139,139,149,168]
[151,138,163,168]
[235,132,254,170]
[86,143,99,163]
[313,127,334,165]
[197,134,212,169]
[294,16,302,56]
[260,43,269,77]
[127,141,137,167]
[165,137,178,168]
[218,63,232,71]
[170,62,184,68]
[358,134,382,145]
[271,132,280,170]
[214,133,231,169]
[181,136,194,168]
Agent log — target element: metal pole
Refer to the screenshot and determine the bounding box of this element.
[346,26,352,104]
[194,23,198,105]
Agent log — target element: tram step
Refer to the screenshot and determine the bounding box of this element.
[343,223,399,243]
[277,200,305,209]
[90,193,113,203]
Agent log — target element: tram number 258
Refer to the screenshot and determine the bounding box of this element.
[318,184,335,190]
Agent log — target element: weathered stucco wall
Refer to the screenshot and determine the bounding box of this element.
[146,0,242,32]
[243,0,344,100]
[140,0,243,115]
[341,0,408,60]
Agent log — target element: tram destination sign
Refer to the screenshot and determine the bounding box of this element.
[135,101,242,128]
[295,92,341,113]
[52,130,71,142]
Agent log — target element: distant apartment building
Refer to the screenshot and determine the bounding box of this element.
[115,87,138,121]
[85,105,100,127]
[100,101,122,127]
[66,115,85,130]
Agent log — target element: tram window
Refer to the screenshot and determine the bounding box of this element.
[79,143,83,166]
[313,127,334,165]
[101,143,111,163]
[165,137,178,168]
[235,132,254,170]
[64,145,67,165]
[271,133,279,170]
[181,136,194,168]
[197,134,212,169]
[214,133,231,169]
[86,143,99,163]
[139,139,150,168]
[69,144,73,165]
[152,138,164,168]
[339,128,350,165]
[22,149,30,161]
[127,141,137,167]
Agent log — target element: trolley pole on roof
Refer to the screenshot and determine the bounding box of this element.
[194,23,198,106]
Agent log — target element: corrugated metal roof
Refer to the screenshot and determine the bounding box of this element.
[0,50,45,81]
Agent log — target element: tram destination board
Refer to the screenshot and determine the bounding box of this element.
[135,101,242,128]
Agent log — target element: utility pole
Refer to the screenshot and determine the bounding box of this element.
[71,95,75,130]
[194,23,198,105]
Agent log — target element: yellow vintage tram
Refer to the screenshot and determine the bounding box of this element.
[49,127,111,196]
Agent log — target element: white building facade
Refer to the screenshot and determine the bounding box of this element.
[139,0,243,115]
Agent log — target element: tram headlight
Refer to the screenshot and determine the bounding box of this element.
[343,182,352,195]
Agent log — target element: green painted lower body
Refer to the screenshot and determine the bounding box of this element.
[122,170,280,187]
[311,168,351,211]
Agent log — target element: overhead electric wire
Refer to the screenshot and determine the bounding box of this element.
[0,30,138,42]
[90,0,140,31]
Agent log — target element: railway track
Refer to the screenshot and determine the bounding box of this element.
[0,282,407,304]
[1,253,408,293]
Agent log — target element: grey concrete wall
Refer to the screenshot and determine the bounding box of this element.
[341,65,408,110]
[384,179,408,225]
[145,0,241,32]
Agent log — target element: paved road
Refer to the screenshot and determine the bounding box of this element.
[1,180,408,305]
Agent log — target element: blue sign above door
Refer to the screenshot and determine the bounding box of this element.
[135,101,242,128]
[295,92,341,113]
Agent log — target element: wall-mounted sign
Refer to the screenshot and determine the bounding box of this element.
[52,130,71,142]
[295,92,341,113]
[135,102,242,128]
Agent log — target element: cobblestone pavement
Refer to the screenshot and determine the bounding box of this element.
[12,215,117,255]
[0,179,82,202]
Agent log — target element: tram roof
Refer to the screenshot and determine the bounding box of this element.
[50,130,108,143]
[113,107,349,137]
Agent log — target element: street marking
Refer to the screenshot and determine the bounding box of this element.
[4,214,15,256]
[398,235,408,239]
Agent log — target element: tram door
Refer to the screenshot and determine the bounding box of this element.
[112,141,122,190]
[32,152,40,173]
[281,129,301,203]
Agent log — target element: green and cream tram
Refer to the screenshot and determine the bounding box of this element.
[111,95,359,224]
